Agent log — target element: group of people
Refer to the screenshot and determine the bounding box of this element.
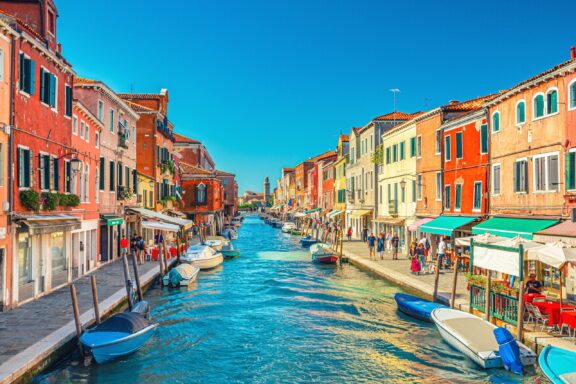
[408,235,450,275]
[120,233,147,264]
[364,231,400,261]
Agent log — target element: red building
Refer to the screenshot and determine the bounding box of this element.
[321,161,335,210]
[563,69,576,215]
[308,163,319,209]
[1,1,78,307]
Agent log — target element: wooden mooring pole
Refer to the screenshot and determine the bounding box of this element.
[485,270,492,322]
[450,257,459,309]
[69,284,84,357]
[432,251,442,302]
[132,251,144,302]
[90,275,100,325]
[122,255,134,311]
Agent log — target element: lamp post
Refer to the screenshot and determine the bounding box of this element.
[69,158,82,173]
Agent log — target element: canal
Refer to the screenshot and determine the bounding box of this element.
[37,215,540,383]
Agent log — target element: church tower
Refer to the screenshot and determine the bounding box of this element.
[264,176,271,205]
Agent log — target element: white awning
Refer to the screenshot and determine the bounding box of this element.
[141,220,180,232]
[128,207,193,229]
[472,236,542,276]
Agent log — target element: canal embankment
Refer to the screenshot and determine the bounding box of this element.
[0,257,175,384]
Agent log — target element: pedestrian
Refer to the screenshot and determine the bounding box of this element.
[438,236,446,270]
[411,253,421,275]
[347,227,353,241]
[377,232,385,260]
[130,233,138,258]
[362,227,369,243]
[367,232,376,260]
[120,233,128,258]
[416,243,427,273]
[137,236,146,264]
[385,231,392,251]
[391,232,400,260]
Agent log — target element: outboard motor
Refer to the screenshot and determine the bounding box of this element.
[494,327,523,375]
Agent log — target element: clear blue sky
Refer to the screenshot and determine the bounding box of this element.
[57,0,576,194]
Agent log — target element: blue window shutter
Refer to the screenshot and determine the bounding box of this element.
[49,74,56,107]
[29,60,35,95]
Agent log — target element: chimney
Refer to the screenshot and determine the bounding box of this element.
[571,45,575,60]
[57,43,62,55]
[449,100,459,105]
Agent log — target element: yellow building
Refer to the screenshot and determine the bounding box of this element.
[137,173,156,210]
[331,134,349,222]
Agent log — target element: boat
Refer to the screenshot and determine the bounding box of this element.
[290,228,302,236]
[204,236,228,251]
[539,346,576,384]
[394,293,446,322]
[272,220,283,228]
[282,222,297,233]
[231,217,241,227]
[431,308,536,369]
[221,242,240,259]
[80,311,158,364]
[162,263,200,287]
[221,225,238,240]
[181,244,224,270]
[310,243,338,264]
[300,235,317,247]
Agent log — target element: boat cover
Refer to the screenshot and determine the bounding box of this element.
[92,312,150,334]
[169,264,199,285]
[494,327,523,375]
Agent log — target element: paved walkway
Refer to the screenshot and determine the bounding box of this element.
[341,240,470,308]
[0,256,170,383]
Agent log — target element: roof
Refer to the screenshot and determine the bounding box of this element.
[214,169,235,176]
[123,99,154,113]
[173,133,200,144]
[74,77,140,119]
[307,150,336,163]
[180,162,214,176]
[442,94,498,112]
[339,134,349,141]
[373,111,420,121]
[117,93,161,100]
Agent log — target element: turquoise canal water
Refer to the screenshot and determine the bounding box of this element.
[37,215,542,383]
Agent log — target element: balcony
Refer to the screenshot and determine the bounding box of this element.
[117,186,133,201]
[118,121,129,149]
[388,200,398,215]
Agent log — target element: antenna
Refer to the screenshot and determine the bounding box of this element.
[390,88,400,125]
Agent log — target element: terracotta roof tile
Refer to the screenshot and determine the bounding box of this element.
[74,77,98,85]
[117,93,161,100]
[180,162,214,176]
[339,134,349,141]
[373,111,420,121]
[173,133,200,144]
[442,94,498,112]
[123,100,154,113]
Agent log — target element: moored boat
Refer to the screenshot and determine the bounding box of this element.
[431,308,536,369]
[221,242,240,259]
[221,225,238,240]
[539,346,576,384]
[290,228,302,236]
[204,236,228,251]
[310,243,338,264]
[162,263,200,287]
[80,312,158,364]
[300,235,317,247]
[394,293,446,322]
[181,244,224,270]
[281,222,297,233]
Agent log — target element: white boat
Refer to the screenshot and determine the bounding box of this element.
[431,308,536,369]
[204,236,228,251]
[222,226,238,240]
[281,222,297,233]
[162,263,200,287]
[181,244,224,270]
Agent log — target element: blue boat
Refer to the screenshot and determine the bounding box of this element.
[394,293,446,322]
[80,312,158,364]
[539,346,576,384]
[300,236,317,247]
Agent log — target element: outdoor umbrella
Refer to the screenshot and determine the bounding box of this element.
[454,232,506,246]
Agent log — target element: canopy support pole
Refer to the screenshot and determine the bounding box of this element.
[484,270,491,322]
[517,244,525,341]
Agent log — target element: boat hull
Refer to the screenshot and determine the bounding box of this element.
[222,249,240,259]
[187,253,224,270]
[83,324,158,364]
[539,346,576,384]
[312,254,338,264]
[394,293,445,323]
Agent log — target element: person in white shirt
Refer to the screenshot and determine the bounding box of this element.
[438,236,446,269]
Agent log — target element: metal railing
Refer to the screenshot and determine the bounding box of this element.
[469,284,519,325]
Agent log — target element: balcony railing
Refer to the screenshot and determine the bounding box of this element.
[388,200,398,214]
[117,186,133,201]
[469,284,519,325]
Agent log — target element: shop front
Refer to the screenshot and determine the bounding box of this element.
[346,209,373,239]
[375,217,406,249]
[419,215,479,262]
[99,215,124,263]
[71,219,99,279]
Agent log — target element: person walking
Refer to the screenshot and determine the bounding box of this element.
[362,227,369,243]
[416,243,427,273]
[120,233,129,258]
[137,236,146,264]
[438,236,446,270]
[367,232,376,260]
[130,233,138,260]
[385,231,392,252]
[377,232,385,260]
[347,227,353,241]
[391,233,400,260]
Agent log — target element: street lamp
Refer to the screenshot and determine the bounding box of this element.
[70,158,82,173]
[399,179,406,189]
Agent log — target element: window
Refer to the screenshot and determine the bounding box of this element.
[547,89,558,114]
[473,182,482,211]
[18,147,31,188]
[95,131,99,148]
[492,164,501,195]
[492,111,500,132]
[109,160,115,191]
[40,68,57,108]
[456,132,463,159]
[399,141,405,160]
[72,116,78,135]
[514,159,528,193]
[84,164,90,202]
[412,180,416,202]
[53,157,59,191]
[401,184,405,203]
[80,121,85,138]
[0,49,4,81]
[370,135,373,151]
[534,94,545,118]
[567,151,576,190]
[410,137,416,157]
[65,160,71,193]
[118,163,123,187]
[39,154,50,190]
[445,135,451,161]
[444,185,451,209]
[109,109,115,132]
[132,126,136,144]
[417,136,422,158]
[392,144,398,162]
[570,80,576,110]
[196,183,207,204]
[19,53,35,95]
[85,124,90,142]
[97,100,104,121]
[533,153,559,192]
[435,172,442,200]
[516,100,525,124]
[99,157,105,190]
[95,168,99,202]
[65,85,72,117]
[79,163,84,201]
[47,9,55,34]
[386,147,390,164]
[480,124,488,154]
[454,184,462,211]
[416,175,422,200]
[435,130,441,154]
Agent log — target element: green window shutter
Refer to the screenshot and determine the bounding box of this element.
[445,136,451,160]
[65,161,71,192]
[110,161,115,191]
[49,74,56,107]
[548,91,558,114]
[410,137,415,157]
[513,162,519,192]
[65,86,72,116]
[456,132,463,158]
[386,147,390,164]
[19,53,24,91]
[412,180,416,202]
[480,124,488,153]
[493,113,500,132]
[567,152,575,190]
[517,102,525,123]
[99,157,105,190]
[29,60,35,95]
[25,149,31,188]
[39,67,45,102]
[571,83,576,109]
[535,96,544,117]
[400,141,405,160]
[445,186,451,209]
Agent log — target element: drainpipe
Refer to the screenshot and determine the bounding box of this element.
[484,107,491,219]
[8,34,16,227]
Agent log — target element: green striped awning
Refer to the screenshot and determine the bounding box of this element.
[472,217,558,240]
[419,216,478,236]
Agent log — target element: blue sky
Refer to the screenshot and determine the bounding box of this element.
[57,0,576,194]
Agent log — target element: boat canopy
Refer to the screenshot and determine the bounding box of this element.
[472,217,558,240]
[92,312,149,334]
[419,216,477,236]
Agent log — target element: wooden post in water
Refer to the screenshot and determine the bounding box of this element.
[69,284,84,357]
[90,275,100,325]
[122,255,134,311]
[131,251,143,302]
[176,235,181,264]
[485,269,492,322]
[450,256,459,309]
[432,251,442,302]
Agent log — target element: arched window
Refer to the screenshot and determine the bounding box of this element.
[534,94,545,118]
[570,80,576,109]
[196,183,207,204]
[516,100,525,124]
[492,111,500,132]
[546,89,558,114]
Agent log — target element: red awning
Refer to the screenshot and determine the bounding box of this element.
[408,217,434,232]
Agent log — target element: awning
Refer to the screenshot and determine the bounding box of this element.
[304,208,320,214]
[349,209,372,218]
[141,220,180,232]
[320,209,331,217]
[408,217,434,232]
[326,210,343,218]
[420,216,478,236]
[535,221,576,238]
[472,217,558,240]
[21,214,81,235]
[127,207,193,230]
[294,212,306,218]
[374,216,404,225]
[101,215,124,227]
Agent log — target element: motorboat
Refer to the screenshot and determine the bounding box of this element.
[300,235,317,247]
[162,263,200,287]
[231,217,241,227]
[221,242,240,259]
[281,222,297,233]
[181,244,224,270]
[539,346,576,383]
[310,243,338,264]
[221,225,238,240]
[290,228,302,236]
[394,293,446,323]
[431,308,536,369]
[272,220,283,228]
[204,236,228,251]
[80,311,157,364]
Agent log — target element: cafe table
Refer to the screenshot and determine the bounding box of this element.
[560,311,576,334]
[533,301,576,326]
[524,293,546,303]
